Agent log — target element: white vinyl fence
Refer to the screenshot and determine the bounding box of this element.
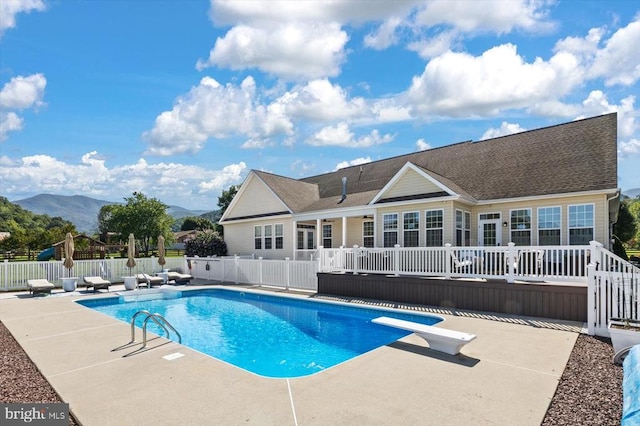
[0,256,187,291]
[186,255,319,291]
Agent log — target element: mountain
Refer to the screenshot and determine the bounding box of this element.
[623,188,640,199]
[13,194,215,233]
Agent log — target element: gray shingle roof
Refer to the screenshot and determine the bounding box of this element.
[252,113,618,214]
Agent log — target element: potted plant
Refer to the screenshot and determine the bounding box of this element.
[608,317,640,354]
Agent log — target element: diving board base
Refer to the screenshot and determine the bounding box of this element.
[372,316,476,355]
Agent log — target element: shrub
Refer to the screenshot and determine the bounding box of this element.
[185,231,227,257]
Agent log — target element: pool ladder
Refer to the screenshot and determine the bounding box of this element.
[130,310,181,348]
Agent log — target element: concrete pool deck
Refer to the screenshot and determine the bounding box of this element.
[0,283,583,425]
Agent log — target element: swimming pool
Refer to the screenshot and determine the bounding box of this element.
[77,288,443,378]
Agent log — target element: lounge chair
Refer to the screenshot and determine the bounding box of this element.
[166,269,193,285]
[451,251,474,269]
[83,276,112,292]
[135,273,164,288]
[27,279,55,296]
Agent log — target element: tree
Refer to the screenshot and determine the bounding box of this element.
[108,192,174,256]
[614,201,637,244]
[181,216,215,231]
[217,185,239,217]
[97,204,116,243]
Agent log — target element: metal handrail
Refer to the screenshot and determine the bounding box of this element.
[130,310,182,348]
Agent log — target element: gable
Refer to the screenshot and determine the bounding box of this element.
[223,173,290,220]
[382,167,447,199]
[372,163,453,204]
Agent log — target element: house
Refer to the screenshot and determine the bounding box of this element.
[172,230,202,250]
[219,113,619,259]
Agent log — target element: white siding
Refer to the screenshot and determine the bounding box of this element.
[383,169,443,199]
[226,176,289,218]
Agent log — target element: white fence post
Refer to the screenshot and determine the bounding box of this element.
[589,240,602,268]
[587,263,597,335]
[353,245,359,275]
[2,259,7,291]
[506,242,516,283]
[317,245,324,272]
[285,257,290,290]
[258,257,263,285]
[234,255,239,284]
[394,244,400,277]
[444,244,452,279]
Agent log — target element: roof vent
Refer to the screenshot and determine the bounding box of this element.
[339,176,347,204]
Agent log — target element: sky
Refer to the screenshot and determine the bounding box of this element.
[0,0,639,211]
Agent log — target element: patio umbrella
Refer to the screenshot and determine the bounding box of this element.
[63,232,74,277]
[157,235,166,269]
[126,233,136,275]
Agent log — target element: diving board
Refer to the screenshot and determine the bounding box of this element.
[372,316,476,355]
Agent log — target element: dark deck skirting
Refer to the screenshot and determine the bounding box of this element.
[317,273,587,322]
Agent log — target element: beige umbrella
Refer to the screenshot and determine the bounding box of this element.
[126,233,136,274]
[63,232,74,277]
[157,235,166,269]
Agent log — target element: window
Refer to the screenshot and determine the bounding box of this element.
[363,221,374,248]
[538,207,561,245]
[403,212,420,247]
[382,213,398,247]
[254,226,262,250]
[569,204,594,245]
[264,224,273,249]
[456,210,471,246]
[297,231,304,250]
[307,231,315,250]
[425,209,443,247]
[510,209,531,245]
[275,224,283,249]
[322,224,332,248]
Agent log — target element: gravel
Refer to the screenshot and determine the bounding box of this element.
[1,321,622,425]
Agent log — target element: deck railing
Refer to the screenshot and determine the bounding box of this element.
[318,242,595,283]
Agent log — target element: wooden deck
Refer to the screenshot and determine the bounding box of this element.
[317,273,588,322]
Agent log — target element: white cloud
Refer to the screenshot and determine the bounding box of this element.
[0,112,23,141]
[307,123,394,147]
[0,0,46,36]
[281,79,367,121]
[196,23,348,80]
[588,19,640,86]
[407,30,460,59]
[481,121,527,140]
[364,16,403,50]
[0,74,46,141]
[335,156,372,171]
[0,152,247,209]
[555,18,640,87]
[143,76,293,155]
[416,138,431,151]
[619,139,640,155]
[413,0,554,34]
[406,44,581,116]
[0,73,46,109]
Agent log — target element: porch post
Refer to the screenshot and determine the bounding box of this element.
[316,219,322,249]
[292,220,297,260]
[342,216,347,247]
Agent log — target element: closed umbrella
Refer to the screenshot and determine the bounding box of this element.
[126,233,136,275]
[63,233,74,277]
[157,235,166,269]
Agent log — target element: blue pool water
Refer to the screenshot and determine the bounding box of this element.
[77,288,442,378]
